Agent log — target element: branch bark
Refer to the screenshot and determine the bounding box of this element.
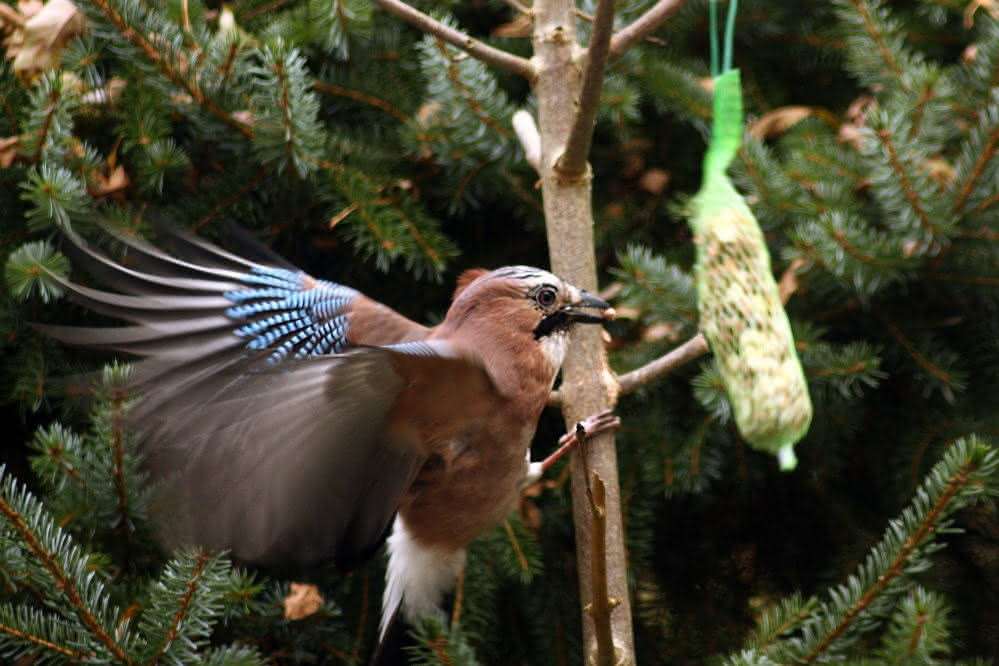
[617,333,709,396]
[533,0,634,663]
[608,0,687,60]
[555,0,617,178]
[369,0,536,80]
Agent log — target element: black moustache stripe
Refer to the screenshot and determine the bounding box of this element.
[533,311,570,339]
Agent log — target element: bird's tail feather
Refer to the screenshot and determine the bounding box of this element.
[368,608,413,666]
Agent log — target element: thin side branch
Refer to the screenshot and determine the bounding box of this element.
[617,333,709,396]
[369,0,536,80]
[608,0,687,60]
[555,0,617,178]
[513,110,542,172]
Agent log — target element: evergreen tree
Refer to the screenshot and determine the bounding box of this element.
[1,0,998,663]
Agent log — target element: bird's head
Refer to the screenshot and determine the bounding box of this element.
[443,266,615,368]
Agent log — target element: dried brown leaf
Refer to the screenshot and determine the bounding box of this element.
[283,582,323,621]
[492,13,532,38]
[89,164,130,197]
[965,0,999,29]
[638,168,670,195]
[12,0,84,82]
[748,106,814,140]
[0,136,21,167]
[920,157,958,189]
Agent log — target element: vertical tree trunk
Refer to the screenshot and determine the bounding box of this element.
[532,2,634,663]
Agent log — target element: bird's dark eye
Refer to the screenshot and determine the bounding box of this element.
[535,286,558,308]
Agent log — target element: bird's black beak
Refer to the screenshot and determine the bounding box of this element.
[563,291,615,324]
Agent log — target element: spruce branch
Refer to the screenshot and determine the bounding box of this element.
[555,0,616,179]
[952,120,999,214]
[0,613,93,662]
[109,390,132,565]
[86,0,254,139]
[608,0,687,60]
[247,44,324,177]
[838,0,906,87]
[192,167,272,231]
[369,0,534,80]
[147,551,211,665]
[876,312,956,389]
[433,40,512,138]
[0,472,132,664]
[312,81,409,123]
[873,128,938,242]
[31,87,58,165]
[798,436,997,663]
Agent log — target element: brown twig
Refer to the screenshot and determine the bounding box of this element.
[876,311,953,385]
[110,391,132,565]
[555,0,616,179]
[191,167,271,231]
[952,121,999,214]
[608,0,687,60]
[584,471,617,666]
[239,0,297,23]
[312,81,409,123]
[0,622,92,661]
[616,333,710,397]
[149,551,211,666]
[875,128,937,240]
[369,0,535,80]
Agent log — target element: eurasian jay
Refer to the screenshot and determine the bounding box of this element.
[42,227,617,659]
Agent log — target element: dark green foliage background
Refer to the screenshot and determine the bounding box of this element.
[1,0,998,664]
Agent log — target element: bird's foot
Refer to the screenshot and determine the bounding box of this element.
[521,410,621,489]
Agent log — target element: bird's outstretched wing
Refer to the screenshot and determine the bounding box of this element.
[136,341,497,568]
[38,230,493,567]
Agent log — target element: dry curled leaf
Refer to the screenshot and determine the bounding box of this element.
[0,136,21,168]
[283,582,323,621]
[748,106,814,140]
[638,168,670,195]
[492,13,532,38]
[920,157,958,189]
[89,164,129,198]
[965,0,999,28]
[11,0,84,83]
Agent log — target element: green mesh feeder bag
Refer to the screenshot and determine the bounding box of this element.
[688,69,812,470]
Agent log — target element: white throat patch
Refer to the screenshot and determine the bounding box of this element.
[539,329,569,369]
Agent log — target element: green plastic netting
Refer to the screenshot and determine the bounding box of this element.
[688,67,812,470]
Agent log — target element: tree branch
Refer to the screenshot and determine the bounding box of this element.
[555,0,616,178]
[533,0,634,661]
[369,0,536,80]
[608,0,687,60]
[617,333,710,396]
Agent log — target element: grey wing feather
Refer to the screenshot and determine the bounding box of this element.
[143,351,423,567]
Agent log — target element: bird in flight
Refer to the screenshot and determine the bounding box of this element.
[42,226,618,660]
